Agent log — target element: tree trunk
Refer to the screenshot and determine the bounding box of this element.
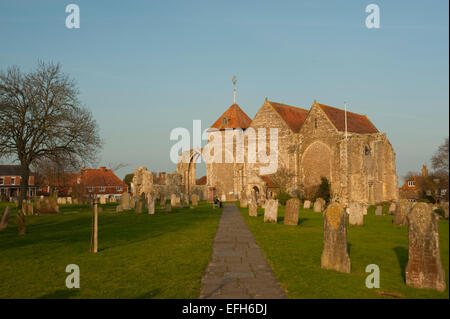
[17,163,30,235]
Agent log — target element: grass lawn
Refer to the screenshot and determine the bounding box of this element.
[0,201,221,299]
[239,204,449,299]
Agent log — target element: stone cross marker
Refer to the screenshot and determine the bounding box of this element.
[284,198,300,225]
[0,206,11,230]
[375,205,382,215]
[406,203,446,292]
[321,203,351,273]
[264,199,278,223]
[394,199,410,226]
[303,200,311,209]
[348,202,364,226]
[248,198,257,217]
[191,194,199,207]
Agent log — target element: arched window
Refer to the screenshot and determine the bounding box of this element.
[364,145,371,156]
[314,118,318,129]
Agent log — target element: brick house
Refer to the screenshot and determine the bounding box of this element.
[42,166,128,199]
[0,165,37,200]
[399,165,448,203]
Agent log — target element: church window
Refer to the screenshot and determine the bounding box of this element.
[364,146,371,156]
[314,118,318,129]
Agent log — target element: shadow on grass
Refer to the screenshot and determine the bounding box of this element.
[39,289,80,299]
[394,246,408,282]
[135,289,162,299]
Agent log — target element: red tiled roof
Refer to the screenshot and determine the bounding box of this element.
[317,103,378,134]
[210,104,252,130]
[268,101,309,133]
[196,176,207,185]
[260,175,277,188]
[80,167,127,187]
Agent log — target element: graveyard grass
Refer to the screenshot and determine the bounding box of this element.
[239,204,449,299]
[0,201,221,299]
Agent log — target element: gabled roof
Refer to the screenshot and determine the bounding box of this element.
[210,104,252,130]
[80,167,127,187]
[316,102,378,134]
[268,101,309,133]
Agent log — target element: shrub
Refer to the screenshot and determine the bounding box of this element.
[316,177,331,204]
[276,192,292,206]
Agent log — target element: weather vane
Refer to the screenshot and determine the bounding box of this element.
[232,76,237,104]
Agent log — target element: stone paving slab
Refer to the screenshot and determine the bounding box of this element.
[200,204,287,299]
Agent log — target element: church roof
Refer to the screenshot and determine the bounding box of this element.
[268,101,309,133]
[210,104,252,130]
[317,102,379,134]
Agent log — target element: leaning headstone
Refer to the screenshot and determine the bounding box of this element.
[148,198,155,214]
[375,205,382,215]
[313,199,324,213]
[388,202,396,215]
[284,198,300,225]
[248,199,257,217]
[394,199,411,226]
[405,203,446,292]
[303,200,311,209]
[191,194,199,207]
[120,193,131,210]
[321,203,351,273]
[0,206,11,230]
[264,199,278,223]
[348,202,364,226]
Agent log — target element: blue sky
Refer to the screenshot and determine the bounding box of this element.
[0,0,448,182]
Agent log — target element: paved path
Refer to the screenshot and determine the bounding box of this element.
[200,204,287,299]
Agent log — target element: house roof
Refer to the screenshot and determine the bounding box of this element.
[80,167,127,187]
[260,175,277,188]
[210,104,252,130]
[316,102,379,134]
[268,101,309,133]
[0,165,34,176]
[196,175,207,185]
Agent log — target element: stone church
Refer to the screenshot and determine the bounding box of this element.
[197,98,398,206]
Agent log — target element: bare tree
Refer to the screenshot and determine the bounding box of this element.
[431,137,449,175]
[0,61,102,234]
[270,166,294,194]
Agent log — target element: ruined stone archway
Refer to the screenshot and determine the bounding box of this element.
[301,141,332,194]
[177,148,203,200]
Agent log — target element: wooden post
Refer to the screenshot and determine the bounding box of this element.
[90,203,98,253]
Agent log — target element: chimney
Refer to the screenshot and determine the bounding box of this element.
[100,166,106,172]
[421,165,428,177]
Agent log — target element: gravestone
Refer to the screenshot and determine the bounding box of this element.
[116,205,123,213]
[221,194,226,202]
[303,200,311,209]
[27,202,34,216]
[248,199,258,217]
[120,193,131,210]
[321,203,351,273]
[135,198,143,213]
[130,196,136,210]
[240,199,248,208]
[148,198,155,214]
[375,205,382,215]
[405,203,446,292]
[170,194,177,206]
[284,198,300,225]
[165,204,172,212]
[0,206,11,230]
[348,202,364,226]
[313,198,324,213]
[264,199,278,223]
[191,194,199,207]
[100,195,106,204]
[394,199,411,226]
[441,202,449,219]
[388,202,396,215]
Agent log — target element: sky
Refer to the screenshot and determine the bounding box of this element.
[0,0,448,183]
